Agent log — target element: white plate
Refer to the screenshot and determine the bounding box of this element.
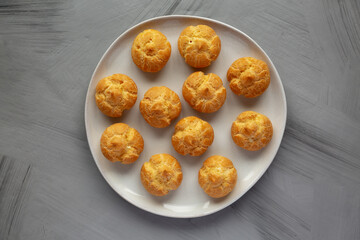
[85,15,286,218]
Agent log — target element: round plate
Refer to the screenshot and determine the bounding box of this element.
[85,15,286,218]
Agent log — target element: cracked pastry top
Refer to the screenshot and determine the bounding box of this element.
[95,73,137,117]
[171,116,214,156]
[227,57,270,98]
[100,123,144,164]
[178,25,221,68]
[140,86,181,128]
[182,71,226,113]
[231,111,273,151]
[140,153,183,196]
[198,155,237,198]
[131,29,171,72]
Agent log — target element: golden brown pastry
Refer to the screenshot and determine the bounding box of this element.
[100,123,144,164]
[231,111,273,151]
[139,86,181,128]
[198,155,237,198]
[140,153,183,196]
[131,29,171,72]
[182,71,226,113]
[95,74,137,117]
[172,116,214,156]
[227,57,270,98]
[178,25,221,68]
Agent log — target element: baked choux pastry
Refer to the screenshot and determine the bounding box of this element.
[178,25,221,68]
[95,74,137,117]
[172,116,214,156]
[198,155,237,198]
[182,71,226,113]
[140,86,181,128]
[227,57,270,98]
[140,153,183,196]
[131,29,171,72]
[100,123,144,164]
[231,111,273,151]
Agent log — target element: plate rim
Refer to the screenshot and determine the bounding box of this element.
[84,15,287,218]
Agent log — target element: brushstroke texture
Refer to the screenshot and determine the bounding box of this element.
[0,0,359,239]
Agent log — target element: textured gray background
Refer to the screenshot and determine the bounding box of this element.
[1,0,360,239]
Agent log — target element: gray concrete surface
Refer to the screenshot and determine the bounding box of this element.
[1,0,360,239]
